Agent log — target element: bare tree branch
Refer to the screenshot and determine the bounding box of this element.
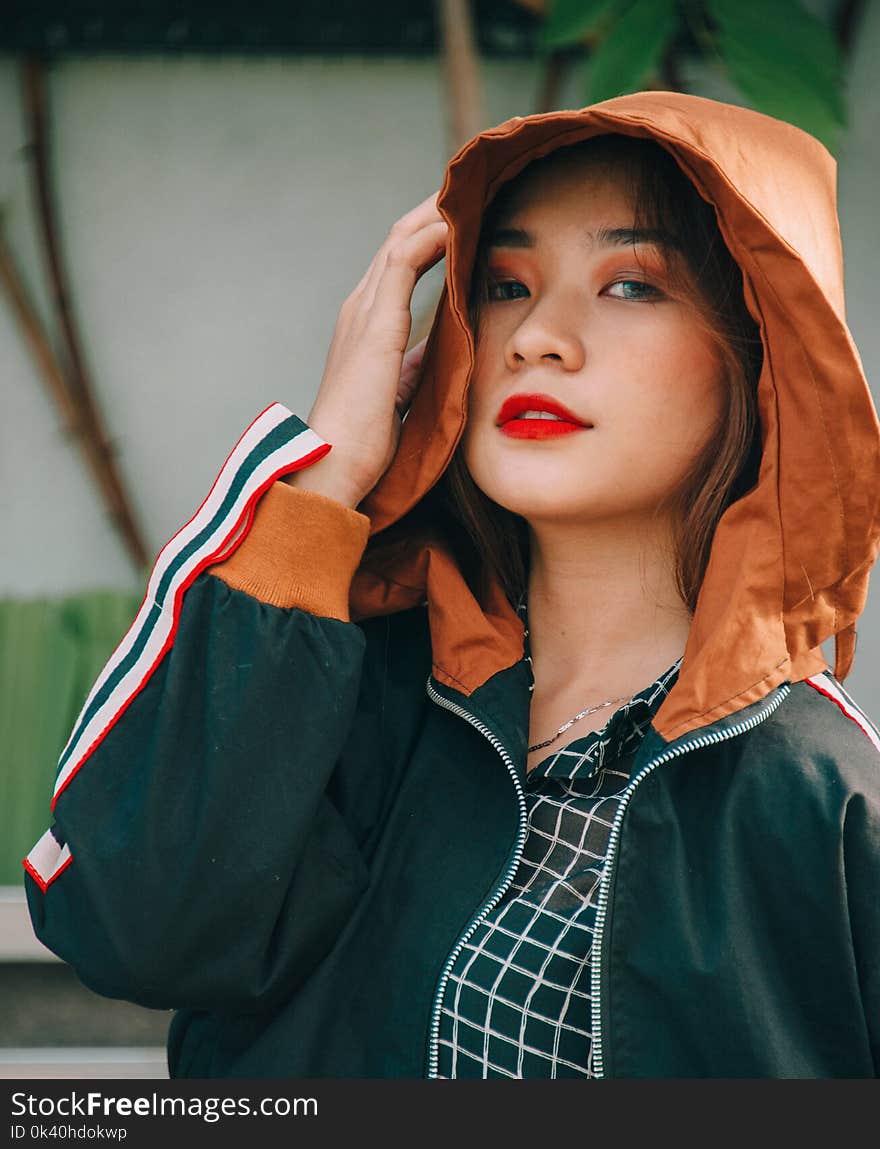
[19,56,148,571]
[437,0,487,153]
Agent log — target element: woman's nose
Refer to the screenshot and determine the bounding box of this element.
[503,299,586,372]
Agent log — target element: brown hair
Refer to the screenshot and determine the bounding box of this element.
[434,134,763,614]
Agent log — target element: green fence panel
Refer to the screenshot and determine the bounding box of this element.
[0,590,141,885]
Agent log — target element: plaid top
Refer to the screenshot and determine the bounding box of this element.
[435,645,681,1079]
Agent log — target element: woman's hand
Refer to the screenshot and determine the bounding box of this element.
[285,193,448,508]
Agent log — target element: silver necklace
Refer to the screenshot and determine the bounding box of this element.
[527,693,635,753]
[519,601,634,754]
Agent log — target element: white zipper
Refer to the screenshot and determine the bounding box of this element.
[423,676,529,1079]
[589,682,792,1078]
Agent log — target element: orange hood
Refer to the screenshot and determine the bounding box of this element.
[349,91,880,743]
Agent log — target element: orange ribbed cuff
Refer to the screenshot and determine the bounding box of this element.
[207,482,371,621]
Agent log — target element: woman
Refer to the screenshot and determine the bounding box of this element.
[24,92,880,1078]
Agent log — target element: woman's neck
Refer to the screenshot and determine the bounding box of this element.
[525,512,691,697]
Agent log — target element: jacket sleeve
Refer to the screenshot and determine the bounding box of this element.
[23,403,375,1012]
[843,786,880,1076]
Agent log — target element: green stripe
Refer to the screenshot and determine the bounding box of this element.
[57,414,309,778]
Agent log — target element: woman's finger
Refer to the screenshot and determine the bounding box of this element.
[396,337,429,412]
[355,194,443,311]
[365,220,448,341]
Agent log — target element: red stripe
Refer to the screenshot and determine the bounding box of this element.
[210,498,257,565]
[805,676,875,743]
[50,442,331,810]
[151,403,287,571]
[53,407,310,773]
[23,851,73,894]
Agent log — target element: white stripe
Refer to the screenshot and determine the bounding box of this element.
[143,405,307,609]
[54,424,323,796]
[26,829,72,886]
[56,413,316,775]
[53,414,326,799]
[57,404,298,768]
[209,513,252,564]
[807,672,880,755]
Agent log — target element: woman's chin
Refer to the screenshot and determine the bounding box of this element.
[482,483,612,523]
[466,450,604,520]
[476,472,664,528]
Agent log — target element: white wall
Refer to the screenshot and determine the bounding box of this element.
[1,42,877,713]
[835,0,880,708]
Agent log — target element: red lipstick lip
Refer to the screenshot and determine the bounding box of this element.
[496,393,590,428]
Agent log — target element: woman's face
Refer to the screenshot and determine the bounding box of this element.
[462,154,727,531]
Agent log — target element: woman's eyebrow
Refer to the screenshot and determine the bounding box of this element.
[488,224,678,250]
[488,226,534,249]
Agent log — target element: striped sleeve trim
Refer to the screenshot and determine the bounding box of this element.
[805,672,880,755]
[49,403,329,810]
[24,828,73,893]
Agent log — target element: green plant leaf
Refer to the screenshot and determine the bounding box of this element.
[588,0,680,102]
[541,0,619,50]
[707,0,845,150]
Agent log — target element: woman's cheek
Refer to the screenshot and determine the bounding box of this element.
[460,415,492,491]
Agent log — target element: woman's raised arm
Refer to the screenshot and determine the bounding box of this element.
[23,193,446,1013]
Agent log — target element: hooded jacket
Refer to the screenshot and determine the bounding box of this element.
[24,92,880,1078]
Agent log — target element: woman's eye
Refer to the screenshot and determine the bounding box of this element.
[605,279,663,302]
[486,279,530,302]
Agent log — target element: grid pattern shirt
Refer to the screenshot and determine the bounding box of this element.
[435,654,681,1079]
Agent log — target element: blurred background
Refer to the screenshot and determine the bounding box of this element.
[1,0,877,1078]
